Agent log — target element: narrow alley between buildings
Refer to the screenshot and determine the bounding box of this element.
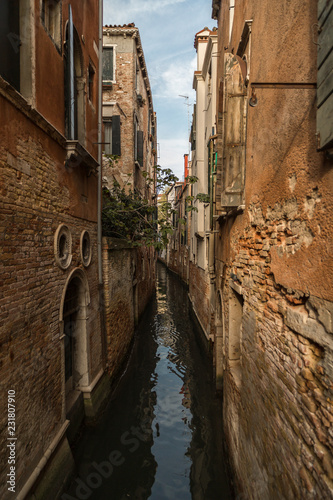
[62,262,233,500]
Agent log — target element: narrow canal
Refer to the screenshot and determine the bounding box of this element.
[63,263,233,500]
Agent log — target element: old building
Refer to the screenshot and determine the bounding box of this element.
[101,24,157,379]
[211,0,333,498]
[0,1,107,498]
[102,24,157,198]
[189,27,218,339]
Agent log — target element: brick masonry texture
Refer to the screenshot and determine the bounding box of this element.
[102,237,155,379]
[212,1,333,497]
[217,200,333,499]
[0,97,102,498]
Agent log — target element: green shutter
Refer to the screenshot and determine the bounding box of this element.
[317,0,333,150]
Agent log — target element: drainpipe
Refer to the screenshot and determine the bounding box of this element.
[97,0,107,367]
[97,0,103,285]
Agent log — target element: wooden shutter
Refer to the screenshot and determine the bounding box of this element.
[317,0,333,150]
[221,53,247,208]
[137,130,144,167]
[67,5,75,140]
[112,115,121,156]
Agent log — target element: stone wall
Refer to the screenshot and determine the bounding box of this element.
[0,97,103,498]
[102,237,155,380]
[217,209,333,498]
[213,0,333,497]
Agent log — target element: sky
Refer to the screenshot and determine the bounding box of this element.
[104,0,216,180]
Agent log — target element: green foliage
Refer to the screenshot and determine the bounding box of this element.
[102,183,157,246]
[195,192,210,204]
[102,162,180,250]
[102,158,209,249]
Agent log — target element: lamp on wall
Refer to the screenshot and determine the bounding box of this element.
[249,86,258,107]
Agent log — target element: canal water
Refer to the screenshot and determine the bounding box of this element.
[63,263,233,500]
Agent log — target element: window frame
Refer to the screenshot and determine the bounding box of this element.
[102,44,116,85]
[41,0,61,49]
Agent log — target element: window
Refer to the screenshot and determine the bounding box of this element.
[80,230,92,267]
[317,0,333,151]
[0,0,33,99]
[137,130,144,167]
[0,0,20,90]
[54,224,72,269]
[103,46,115,84]
[103,116,121,156]
[88,63,95,103]
[41,0,61,47]
[65,6,85,142]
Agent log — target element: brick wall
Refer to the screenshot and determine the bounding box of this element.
[217,202,333,499]
[0,95,103,498]
[102,238,155,379]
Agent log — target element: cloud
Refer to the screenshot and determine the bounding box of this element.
[104,0,186,22]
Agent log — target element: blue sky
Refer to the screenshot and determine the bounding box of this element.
[104,0,216,180]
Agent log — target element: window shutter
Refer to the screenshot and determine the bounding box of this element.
[67,5,75,140]
[221,53,247,208]
[112,115,121,156]
[317,0,333,150]
[137,130,144,167]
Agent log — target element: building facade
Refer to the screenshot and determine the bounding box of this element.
[211,0,333,498]
[0,1,106,498]
[102,24,157,199]
[189,27,218,339]
[101,24,157,379]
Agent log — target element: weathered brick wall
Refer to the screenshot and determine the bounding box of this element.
[213,0,333,497]
[0,96,102,498]
[218,208,333,498]
[102,238,155,379]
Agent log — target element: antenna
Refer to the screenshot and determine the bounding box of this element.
[179,95,191,155]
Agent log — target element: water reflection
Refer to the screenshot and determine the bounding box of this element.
[63,263,232,500]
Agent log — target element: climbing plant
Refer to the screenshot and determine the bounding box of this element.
[102,156,209,249]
